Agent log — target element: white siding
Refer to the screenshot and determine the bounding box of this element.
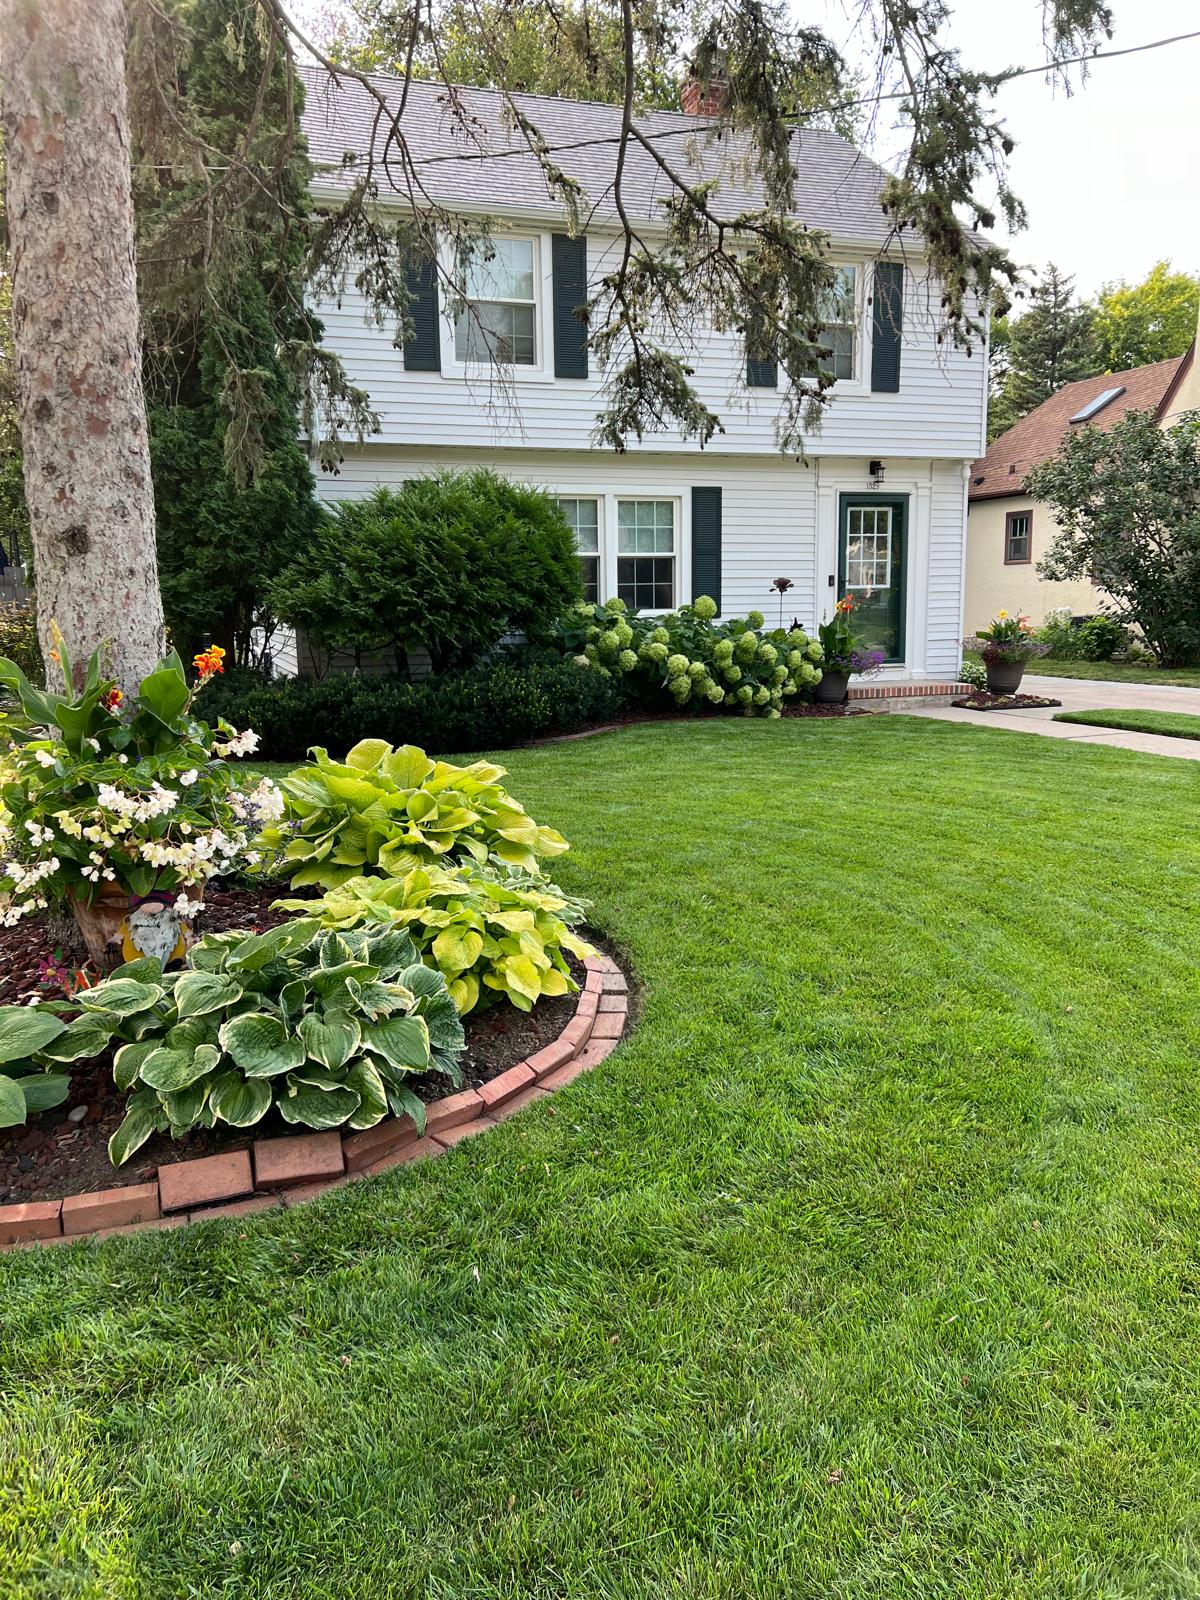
[315,447,969,677]
[311,232,987,461]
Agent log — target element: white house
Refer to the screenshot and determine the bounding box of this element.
[294,67,988,685]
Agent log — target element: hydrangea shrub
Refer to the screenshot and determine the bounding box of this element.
[556,596,823,717]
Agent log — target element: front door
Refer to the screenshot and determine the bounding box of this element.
[838,496,908,664]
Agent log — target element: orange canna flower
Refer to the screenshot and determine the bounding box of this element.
[102,687,123,713]
[192,644,227,679]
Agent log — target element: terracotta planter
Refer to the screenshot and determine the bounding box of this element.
[813,668,851,705]
[69,886,195,972]
[984,659,1025,695]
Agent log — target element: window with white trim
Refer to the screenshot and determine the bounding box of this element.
[557,497,600,602]
[454,237,538,365]
[817,265,859,381]
[617,499,676,610]
[845,504,892,590]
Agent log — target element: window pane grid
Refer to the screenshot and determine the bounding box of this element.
[557,498,601,603]
[455,237,537,366]
[618,556,674,611]
[818,265,857,381]
[616,498,676,609]
[1006,514,1031,562]
[845,506,892,589]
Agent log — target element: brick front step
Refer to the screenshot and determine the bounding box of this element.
[849,681,969,701]
[5,948,632,1249]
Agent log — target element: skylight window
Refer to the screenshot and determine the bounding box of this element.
[1069,386,1126,424]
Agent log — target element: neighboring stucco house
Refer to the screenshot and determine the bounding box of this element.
[296,67,990,684]
[965,318,1198,631]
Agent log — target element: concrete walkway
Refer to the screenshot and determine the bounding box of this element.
[888,673,1200,762]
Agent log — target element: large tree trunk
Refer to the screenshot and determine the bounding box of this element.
[1,0,164,696]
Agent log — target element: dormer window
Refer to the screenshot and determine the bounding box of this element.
[454,237,538,366]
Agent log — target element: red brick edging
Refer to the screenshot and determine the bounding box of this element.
[0,953,630,1250]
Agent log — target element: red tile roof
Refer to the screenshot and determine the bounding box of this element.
[968,355,1185,501]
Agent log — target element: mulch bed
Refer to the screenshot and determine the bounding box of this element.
[951,692,1063,711]
[781,702,871,718]
[0,882,587,1205]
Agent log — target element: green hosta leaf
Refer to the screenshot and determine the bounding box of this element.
[19,1072,70,1115]
[344,737,393,771]
[140,1046,214,1093]
[347,980,410,1020]
[490,840,540,872]
[539,968,571,997]
[78,979,164,1018]
[364,1015,429,1072]
[431,927,484,976]
[0,1073,30,1128]
[278,979,308,1028]
[109,1104,159,1167]
[311,961,378,998]
[113,1038,158,1090]
[503,954,543,1004]
[381,1078,428,1134]
[174,971,244,1019]
[298,1009,361,1072]
[559,929,596,961]
[448,974,480,1015]
[113,956,164,984]
[163,1075,214,1134]
[38,1013,119,1063]
[362,928,420,980]
[345,1059,388,1130]
[401,964,467,1055]
[166,1017,218,1054]
[290,1065,348,1092]
[0,1007,67,1063]
[218,1013,305,1079]
[278,1077,360,1130]
[384,744,434,789]
[208,1071,272,1128]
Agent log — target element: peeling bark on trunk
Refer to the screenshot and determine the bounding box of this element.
[1,0,164,696]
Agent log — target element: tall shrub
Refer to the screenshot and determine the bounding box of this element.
[1029,411,1200,667]
[270,473,583,676]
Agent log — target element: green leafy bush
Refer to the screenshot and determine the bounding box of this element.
[555,596,822,717]
[270,473,583,676]
[200,655,625,762]
[1037,608,1128,662]
[259,742,568,891]
[0,600,42,691]
[0,919,465,1155]
[276,864,593,1015]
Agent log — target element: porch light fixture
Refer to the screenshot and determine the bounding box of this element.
[868,459,886,489]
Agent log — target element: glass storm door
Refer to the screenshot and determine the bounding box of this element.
[838,496,907,663]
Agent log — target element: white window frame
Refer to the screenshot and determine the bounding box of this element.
[845,504,894,591]
[548,490,688,613]
[771,258,871,396]
[556,496,602,604]
[439,230,556,383]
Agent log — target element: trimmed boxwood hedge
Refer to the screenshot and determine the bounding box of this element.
[203,655,626,761]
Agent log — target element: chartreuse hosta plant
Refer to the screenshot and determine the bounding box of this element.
[0,919,465,1159]
[276,864,594,1015]
[555,596,825,717]
[257,742,568,893]
[0,636,278,927]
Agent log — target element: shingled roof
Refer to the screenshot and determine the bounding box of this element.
[299,64,902,241]
[969,356,1185,501]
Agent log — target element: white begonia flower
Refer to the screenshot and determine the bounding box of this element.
[179,769,199,786]
[33,749,56,768]
[86,738,100,753]
[117,754,128,765]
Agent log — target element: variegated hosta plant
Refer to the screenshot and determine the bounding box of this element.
[257,741,568,892]
[275,864,594,1016]
[0,918,465,1163]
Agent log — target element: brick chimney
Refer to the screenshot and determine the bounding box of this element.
[680,69,729,116]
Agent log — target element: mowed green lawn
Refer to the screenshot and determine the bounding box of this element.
[1056,707,1200,742]
[1031,658,1200,688]
[5,717,1200,1599]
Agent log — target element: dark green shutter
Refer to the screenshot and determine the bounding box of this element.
[746,356,777,388]
[691,487,722,613]
[403,260,441,372]
[870,261,904,393]
[551,234,588,378]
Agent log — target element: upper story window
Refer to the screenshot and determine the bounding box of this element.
[557,497,600,602]
[817,265,859,382]
[454,237,538,365]
[1005,510,1032,564]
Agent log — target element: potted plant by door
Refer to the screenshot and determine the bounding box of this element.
[964,610,1048,695]
[0,635,281,968]
[813,596,886,703]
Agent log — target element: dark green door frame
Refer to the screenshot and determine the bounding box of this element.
[837,493,910,665]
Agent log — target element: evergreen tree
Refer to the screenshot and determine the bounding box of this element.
[988,264,1098,438]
